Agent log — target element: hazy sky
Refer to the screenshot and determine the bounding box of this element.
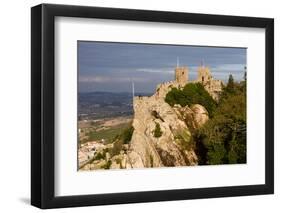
[78,41,246,93]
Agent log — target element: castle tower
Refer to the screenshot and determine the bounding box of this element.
[197,65,212,84]
[175,66,188,86]
[196,64,223,101]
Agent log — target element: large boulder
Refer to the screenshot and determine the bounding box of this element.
[173,104,209,130]
[190,104,209,128]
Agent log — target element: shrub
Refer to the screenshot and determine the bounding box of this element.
[101,160,112,169]
[174,129,194,150]
[149,155,154,167]
[122,126,134,144]
[113,125,134,144]
[94,151,105,160]
[154,122,163,138]
[106,125,134,157]
[165,83,217,117]
[111,139,123,156]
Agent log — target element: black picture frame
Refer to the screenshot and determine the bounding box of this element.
[31,3,274,209]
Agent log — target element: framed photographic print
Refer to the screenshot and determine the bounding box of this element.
[31,3,274,209]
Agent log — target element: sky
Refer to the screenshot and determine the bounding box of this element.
[78,41,246,93]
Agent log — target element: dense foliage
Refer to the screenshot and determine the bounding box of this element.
[165,83,217,117]
[164,75,246,165]
[195,74,246,165]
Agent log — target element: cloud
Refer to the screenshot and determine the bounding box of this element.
[211,64,245,72]
[78,42,246,92]
[79,76,150,83]
[135,68,174,74]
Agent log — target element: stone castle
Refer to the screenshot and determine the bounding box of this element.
[124,64,223,168]
[81,64,224,169]
[142,64,223,102]
[128,63,223,168]
[80,64,224,170]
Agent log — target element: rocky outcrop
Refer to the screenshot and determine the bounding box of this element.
[81,85,210,170]
[190,104,209,127]
[126,94,209,168]
[173,104,209,130]
[80,64,222,171]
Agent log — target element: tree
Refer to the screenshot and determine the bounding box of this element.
[244,71,247,81]
[165,88,187,107]
[194,79,246,165]
[226,74,235,93]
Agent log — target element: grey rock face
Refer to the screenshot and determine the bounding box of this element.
[127,94,209,168]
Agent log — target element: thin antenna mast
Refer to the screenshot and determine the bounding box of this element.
[201,59,205,67]
[132,79,135,98]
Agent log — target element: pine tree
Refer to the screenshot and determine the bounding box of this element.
[226,74,235,93]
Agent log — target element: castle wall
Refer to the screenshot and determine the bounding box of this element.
[155,81,180,99]
[133,64,222,106]
[203,80,223,101]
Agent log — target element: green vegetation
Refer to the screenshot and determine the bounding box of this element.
[85,150,106,165]
[109,125,134,155]
[194,74,246,165]
[164,75,246,165]
[153,122,163,138]
[118,126,134,144]
[165,83,217,117]
[94,151,106,160]
[111,139,124,156]
[80,119,135,170]
[149,155,154,167]
[85,123,130,143]
[174,129,194,150]
[101,160,112,169]
[79,138,88,144]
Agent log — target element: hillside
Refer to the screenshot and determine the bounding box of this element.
[79,66,246,170]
